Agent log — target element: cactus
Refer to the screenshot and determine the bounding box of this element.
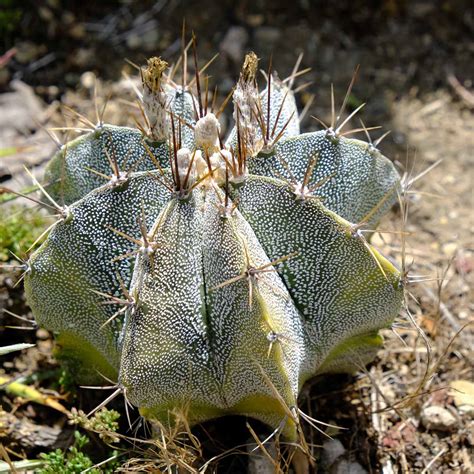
[14,50,403,441]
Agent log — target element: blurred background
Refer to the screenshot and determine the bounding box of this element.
[0,1,472,472]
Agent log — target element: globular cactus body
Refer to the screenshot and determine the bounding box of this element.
[23,52,403,440]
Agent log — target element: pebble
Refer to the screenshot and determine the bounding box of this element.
[450,380,474,417]
[80,71,96,90]
[321,439,368,472]
[220,26,248,64]
[332,459,368,473]
[420,406,457,431]
[322,438,345,467]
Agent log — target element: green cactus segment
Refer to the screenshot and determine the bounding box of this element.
[165,87,198,149]
[315,331,384,375]
[25,254,121,378]
[25,172,171,377]
[54,332,119,382]
[119,193,222,412]
[44,125,169,205]
[259,75,300,140]
[231,175,403,380]
[203,189,303,425]
[120,188,304,438]
[248,132,400,226]
[45,88,197,205]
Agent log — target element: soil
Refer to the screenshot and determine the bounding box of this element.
[0,1,473,472]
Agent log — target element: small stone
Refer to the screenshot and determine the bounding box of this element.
[80,71,96,89]
[141,26,160,52]
[69,23,86,40]
[455,253,474,274]
[246,14,264,27]
[14,41,46,64]
[126,34,141,49]
[332,459,368,474]
[220,26,249,64]
[36,328,50,340]
[0,80,44,135]
[450,380,474,417]
[61,11,75,25]
[247,438,276,474]
[73,48,94,68]
[420,405,457,431]
[322,438,345,467]
[442,242,458,256]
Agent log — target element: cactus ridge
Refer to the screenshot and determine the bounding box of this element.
[248,131,400,226]
[21,51,403,439]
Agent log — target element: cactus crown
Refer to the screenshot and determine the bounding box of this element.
[19,46,402,441]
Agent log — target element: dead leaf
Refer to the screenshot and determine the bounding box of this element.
[0,375,68,414]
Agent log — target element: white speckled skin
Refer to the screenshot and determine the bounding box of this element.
[44,88,197,206]
[25,63,403,438]
[248,132,399,226]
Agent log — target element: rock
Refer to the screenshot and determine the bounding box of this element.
[0,409,72,450]
[322,439,367,473]
[0,80,57,190]
[126,34,141,49]
[420,405,457,431]
[0,80,44,138]
[331,459,368,474]
[247,439,276,474]
[14,41,46,64]
[140,26,160,52]
[454,252,474,274]
[126,23,159,51]
[220,26,249,64]
[450,380,474,417]
[73,48,94,68]
[322,438,346,467]
[80,71,96,90]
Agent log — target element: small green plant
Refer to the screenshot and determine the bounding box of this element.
[5,46,403,447]
[38,411,121,474]
[0,206,48,261]
[0,0,22,36]
[69,407,121,444]
[38,431,97,474]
